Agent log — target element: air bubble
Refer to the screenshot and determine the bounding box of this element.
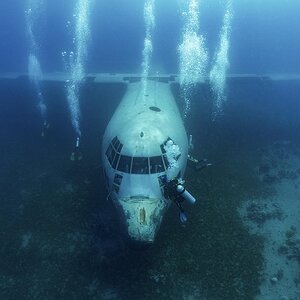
[26,1,47,123]
[209,0,233,118]
[141,0,155,106]
[64,0,91,137]
[178,0,208,118]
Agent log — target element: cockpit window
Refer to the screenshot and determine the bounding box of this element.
[162,155,170,169]
[113,173,123,185]
[105,136,180,174]
[105,144,115,164]
[106,137,122,167]
[112,173,123,195]
[112,137,123,152]
[160,143,166,154]
[114,139,123,152]
[117,155,132,173]
[112,136,118,147]
[131,157,149,174]
[160,137,172,154]
[160,137,177,169]
[112,153,120,169]
[150,156,164,174]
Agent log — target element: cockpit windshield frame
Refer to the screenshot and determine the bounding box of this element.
[105,136,178,175]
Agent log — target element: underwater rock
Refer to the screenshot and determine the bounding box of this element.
[294,273,300,286]
[276,269,284,281]
[245,201,284,224]
[149,269,165,284]
[290,243,300,263]
[270,276,278,284]
[285,226,297,239]
[278,227,300,264]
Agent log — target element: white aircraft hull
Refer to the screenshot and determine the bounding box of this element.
[102,79,188,243]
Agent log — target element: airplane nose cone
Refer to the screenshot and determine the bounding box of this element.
[117,197,168,243]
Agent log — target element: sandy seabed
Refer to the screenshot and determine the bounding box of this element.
[239,142,300,300]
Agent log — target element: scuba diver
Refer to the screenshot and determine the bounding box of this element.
[70,137,83,161]
[163,135,212,223]
[188,155,212,171]
[164,177,196,223]
[188,134,212,171]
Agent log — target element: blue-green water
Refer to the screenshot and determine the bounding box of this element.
[0,0,300,299]
[0,77,300,299]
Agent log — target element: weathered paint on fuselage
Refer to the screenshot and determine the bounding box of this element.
[102,80,188,242]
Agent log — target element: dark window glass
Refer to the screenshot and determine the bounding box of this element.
[113,173,123,185]
[132,157,149,174]
[105,144,116,164]
[160,137,172,154]
[160,143,166,154]
[112,153,120,169]
[112,137,118,147]
[116,142,123,153]
[163,155,169,168]
[112,184,120,194]
[114,139,120,151]
[150,156,165,174]
[117,155,132,173]
[105,144,112,158]
[111,137,123,153]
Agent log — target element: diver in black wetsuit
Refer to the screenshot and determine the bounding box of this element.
[164,178,196,223]
[188,155,212,171]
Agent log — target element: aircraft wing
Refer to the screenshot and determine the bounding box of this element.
[0,72,300,84]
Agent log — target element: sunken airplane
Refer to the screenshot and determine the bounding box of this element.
[102,76,197,243]
[0,72,197,244]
